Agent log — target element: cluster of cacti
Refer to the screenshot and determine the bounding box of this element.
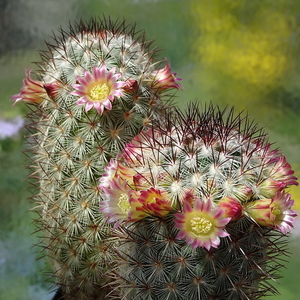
[11,18,298,300]
[100,104,297,299]
[11,18,181,299]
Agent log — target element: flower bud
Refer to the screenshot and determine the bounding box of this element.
[151,62,183,91]
[11,70,46,105]
[218,196,243,221]
[245,191,297,234]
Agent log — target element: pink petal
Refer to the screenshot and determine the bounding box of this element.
[108,94,115,101]
[192,240,201,249]
[184,201,193,213]
[78,76,88,85]
[111,73,122,82]
[218,217,231,226]
[217,230,230,238]
[93,102,101,109]
[84,71,93,82]
[85,101,94,112]
[174,213,185,222]
[186,236,194,245]
[99,65,107,78]
[210,237,220,249]
[113,91,123,98]
[76,97,87,105]
[102,99,112,110]
[204,240,213,250]
[176,231,186,240]
[93,67,101,79]
[107,67,116,80]
[71,90,85,96]
[72,84,83,90]
[96,105,104,115]
[114,81,126,89]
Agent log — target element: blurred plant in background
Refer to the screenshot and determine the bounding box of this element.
[1,0,300,299]
[192,0,293,96]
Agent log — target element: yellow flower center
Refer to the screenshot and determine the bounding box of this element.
[90,83,110,101]
[146,194,158,204]
[190,216,212,237]
[117,193,130,214]
[272,204,282,216]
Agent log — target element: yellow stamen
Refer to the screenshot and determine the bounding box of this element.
[146,195,157,204]
[90,83,110,101]
[272,204,282,216]
[117,193,130,214]
[190,216,212,236]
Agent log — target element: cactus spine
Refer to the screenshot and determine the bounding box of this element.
[100,104,298,299]
[12,19,181,299]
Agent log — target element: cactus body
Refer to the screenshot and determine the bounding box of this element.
[10,17,298,300]
[15,19,181,299]
[100,104,297,299]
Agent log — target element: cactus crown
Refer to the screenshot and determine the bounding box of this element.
[100,103,297,299]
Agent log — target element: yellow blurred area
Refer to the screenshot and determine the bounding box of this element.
[192,0,295,88]
[290,168,300,210]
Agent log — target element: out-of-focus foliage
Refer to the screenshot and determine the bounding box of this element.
[190,0,300,111]
[81,0,193,68]
[0,134,52,299]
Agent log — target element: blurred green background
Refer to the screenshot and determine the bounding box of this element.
[1,0,299,299]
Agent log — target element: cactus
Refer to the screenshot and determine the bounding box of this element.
[11,18,182,299]
[100,103,298,299]
[11,17,298,300]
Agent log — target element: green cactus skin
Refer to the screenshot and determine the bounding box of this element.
[111,216,287,300]
[17,18,181,300]
[100,104,297,300]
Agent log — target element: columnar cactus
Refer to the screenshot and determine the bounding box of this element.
[11,18,181,299]
[100,104,298,299]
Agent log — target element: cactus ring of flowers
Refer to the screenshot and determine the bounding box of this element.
[71,65,126,115]
[175,198,231,250]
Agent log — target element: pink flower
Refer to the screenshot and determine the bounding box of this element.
[122,133,153,165]
[71,65,126,115]
[10,69,46,105]
[130,187,172,220]
[218,196,244,221]
[245,191,297,234]
[151,62,183,91]
[99,158,138,189]
[268,154,299,187]
[100,175,135,227]
[174,199,231,250]
[99,159,118,189]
